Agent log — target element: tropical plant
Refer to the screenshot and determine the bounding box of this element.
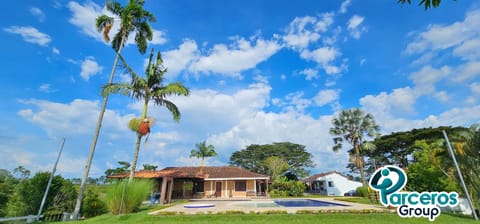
[271,176,305,197]
[397,0,443,10]
[81,188,107,218]
[329,108,380,187]
[104,179,152,214]
[74,0,156,218]
[104,161,131,177]
[263,156,290,181]
[142,164,158,171]
[102,50,189,182]
[189,141,218,166]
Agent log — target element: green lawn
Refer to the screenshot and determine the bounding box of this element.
[62,212,476,224]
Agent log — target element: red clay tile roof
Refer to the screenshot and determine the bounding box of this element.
[108,166,269,180]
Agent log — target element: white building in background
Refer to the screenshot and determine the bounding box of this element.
[303,171,362,196]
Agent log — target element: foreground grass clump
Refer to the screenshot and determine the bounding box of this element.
[104,180,152,214]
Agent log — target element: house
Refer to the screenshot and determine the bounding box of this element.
[108,166,270,204]
[303,171,362,196]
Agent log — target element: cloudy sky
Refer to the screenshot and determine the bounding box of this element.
[1,0,479,178]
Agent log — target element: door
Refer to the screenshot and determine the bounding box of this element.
[215,182,222,197]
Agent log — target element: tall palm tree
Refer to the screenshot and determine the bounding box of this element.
[190,141,218,166]
[329,108,380,187]
[73,1,155,218]
[103,49,189,182]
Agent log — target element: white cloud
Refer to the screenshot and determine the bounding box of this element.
[301,47,338,65]
[17,98,133,138]
[30,7,46,22]
[339,0,351,14]
[360,58,366,65]
[405,9,480,54]
[300,68,319,80]
[470,82,480,95]
[282,14,333,50]
[4,26,51,46]
[360,87,418,117]
[433,91,449,103]
[163,39,199,79]
[189,36,281,77]
[52,47,60,55]
[38,84,56,93]
[347,15,366,39]
[453,39,480,61]
[451,61,480,82]
[314,89,340,106]
[409,65,451,94]
[80,57,103,81]
[67,1,103,40]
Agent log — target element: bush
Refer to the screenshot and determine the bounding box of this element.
[81,188,107,218]
[105,179,152,214]
[356,186,368,197]
[271,177,306,197]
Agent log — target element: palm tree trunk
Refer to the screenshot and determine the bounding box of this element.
[128,98,149,182]
[129,134,143,182]
[72,35,126,220]
[354,143,367,188]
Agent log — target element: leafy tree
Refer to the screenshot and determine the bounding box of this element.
[329,108,379,187]
[102,50,189,182]
[105,161,131,176]
[142,164,158,171]
[263,156,290,181]
[75,0,156,218]
[397,0,444,10]
[229,142,314,178]
[189,141,218,166]
[11,172,76,216]
[407,140,457,192]
[0,169,18,217]
[12,166,30,179]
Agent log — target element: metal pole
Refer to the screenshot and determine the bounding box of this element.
[37,138,66,220]
[442,130,478,220]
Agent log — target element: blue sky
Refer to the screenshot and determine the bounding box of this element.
[1,0,480,178]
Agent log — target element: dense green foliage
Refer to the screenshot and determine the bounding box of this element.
[263,156,290,181]
[81,188,108,218]
[271,176,306,197]
[105,161,131,177]
[105,180,152,214]
[229,142,314,178]
[2,172,76,217]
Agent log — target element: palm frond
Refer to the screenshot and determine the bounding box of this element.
[101,83,133,97]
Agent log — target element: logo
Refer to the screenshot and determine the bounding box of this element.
[369,165,459,222]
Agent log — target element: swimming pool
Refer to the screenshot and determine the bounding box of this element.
[274,199,348,207]
[233,199,348,208]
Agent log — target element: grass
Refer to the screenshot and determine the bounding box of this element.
[54,194,476,224]
[59,211,477,224]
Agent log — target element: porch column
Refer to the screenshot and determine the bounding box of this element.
[225,181,228,198]
[167,177,174,204]
[266,179,269,198]
[160,176,168,205]
[253,179,257,195]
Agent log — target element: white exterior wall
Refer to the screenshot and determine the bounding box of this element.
[316,173,362,196]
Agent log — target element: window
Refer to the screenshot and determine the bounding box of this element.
[194,181,204,192]
[328,181,334,187]
[235,181,246,192]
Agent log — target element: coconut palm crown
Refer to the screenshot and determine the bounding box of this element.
[190,141,218,166]
[102,49,190,181]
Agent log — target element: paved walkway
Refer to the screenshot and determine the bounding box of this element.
[148,198,389,215]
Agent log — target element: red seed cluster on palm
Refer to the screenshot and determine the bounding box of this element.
[138,119,150,136]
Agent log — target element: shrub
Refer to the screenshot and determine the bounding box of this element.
[81,188,107,218]
[105,179,152,214]
[271,177,306,197]
[356,186,368,197]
